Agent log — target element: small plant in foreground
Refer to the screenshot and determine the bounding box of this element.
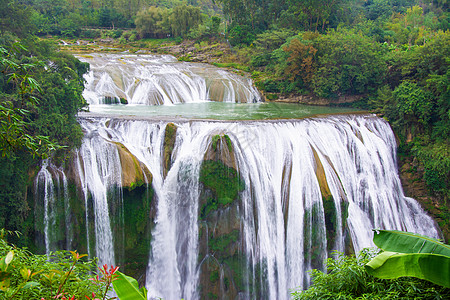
[89,264,119,300]
[0,230,103,299]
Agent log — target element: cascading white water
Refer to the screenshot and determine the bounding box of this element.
[35,161,72,255]
[75,119,121,267]
[35,160,56,256]
[78,53,261,105]
[59,166,73,250]
[72,115,439,300]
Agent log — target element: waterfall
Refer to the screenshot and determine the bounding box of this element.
[78,54,261,105]
[64,115,438,300]
[32,52,440,299]
[34,160,72,255]
[75,119,120,267]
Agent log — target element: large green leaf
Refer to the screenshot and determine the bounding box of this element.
[373,230,450,256]
[112,271,146,300]
[365,251,450,288]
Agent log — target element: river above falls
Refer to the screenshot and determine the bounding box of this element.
[81,102,363,121]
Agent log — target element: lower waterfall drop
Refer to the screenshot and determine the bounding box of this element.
[39,114,440,300]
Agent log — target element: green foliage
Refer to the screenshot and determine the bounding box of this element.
[0,38,88,240]
[371,229,450,256]
[394,81,433,126]
[135,6,171,39]
[366,230,450,288]
[0,44,63,158]
[311,29,386,98]
[0,0,34,38]
[135,4,202,38]
[199,160,245,205]
[170,4,202,37]
[112,271,147,300]
[228,25,255,46]
[292,249,450,299]
[412,141,450,201]
[0,234,103,299]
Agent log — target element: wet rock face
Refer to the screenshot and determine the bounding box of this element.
[198,133,246,299]
[163,123,177,179]
[199,134,244,219]
[114,141,152,190]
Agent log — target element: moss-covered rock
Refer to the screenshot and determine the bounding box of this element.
[199,160,245,219]
[312,147,349,253]
[120,184,154,281]
[163,123,177,178]
[199,133,244,219]
[204,134,236,169]
[113,141,152,190]
[197,132,246,299]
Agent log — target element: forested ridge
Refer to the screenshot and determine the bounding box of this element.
[0,0,449,244]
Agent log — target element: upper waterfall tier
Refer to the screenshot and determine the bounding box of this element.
[77,53,261,105]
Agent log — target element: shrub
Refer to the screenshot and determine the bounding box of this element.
[292,249,450,299]
[0,230,104,299]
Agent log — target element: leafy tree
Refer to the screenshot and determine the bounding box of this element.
[0,44,61,158]
[135,6,170,38]
[311,29,386,98]
[0,39,88,242]
[228,24,255,46]
[0,0,35,37]
[282,37,317,88]
[287,0,343,32]
[394,81,434,127]
[170,4,202,37]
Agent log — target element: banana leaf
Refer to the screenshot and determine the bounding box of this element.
[365,251,450,288]
[112,271,147,300]
[373,229,450,256]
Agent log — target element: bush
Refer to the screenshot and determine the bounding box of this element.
[228,25,255,46]
[292,249,450,299]
[0,230,104,299]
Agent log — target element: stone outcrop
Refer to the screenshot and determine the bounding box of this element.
[198,133,245,300]
[272,94,365,106]
[114,141,152,189]
[162,123,177,178]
